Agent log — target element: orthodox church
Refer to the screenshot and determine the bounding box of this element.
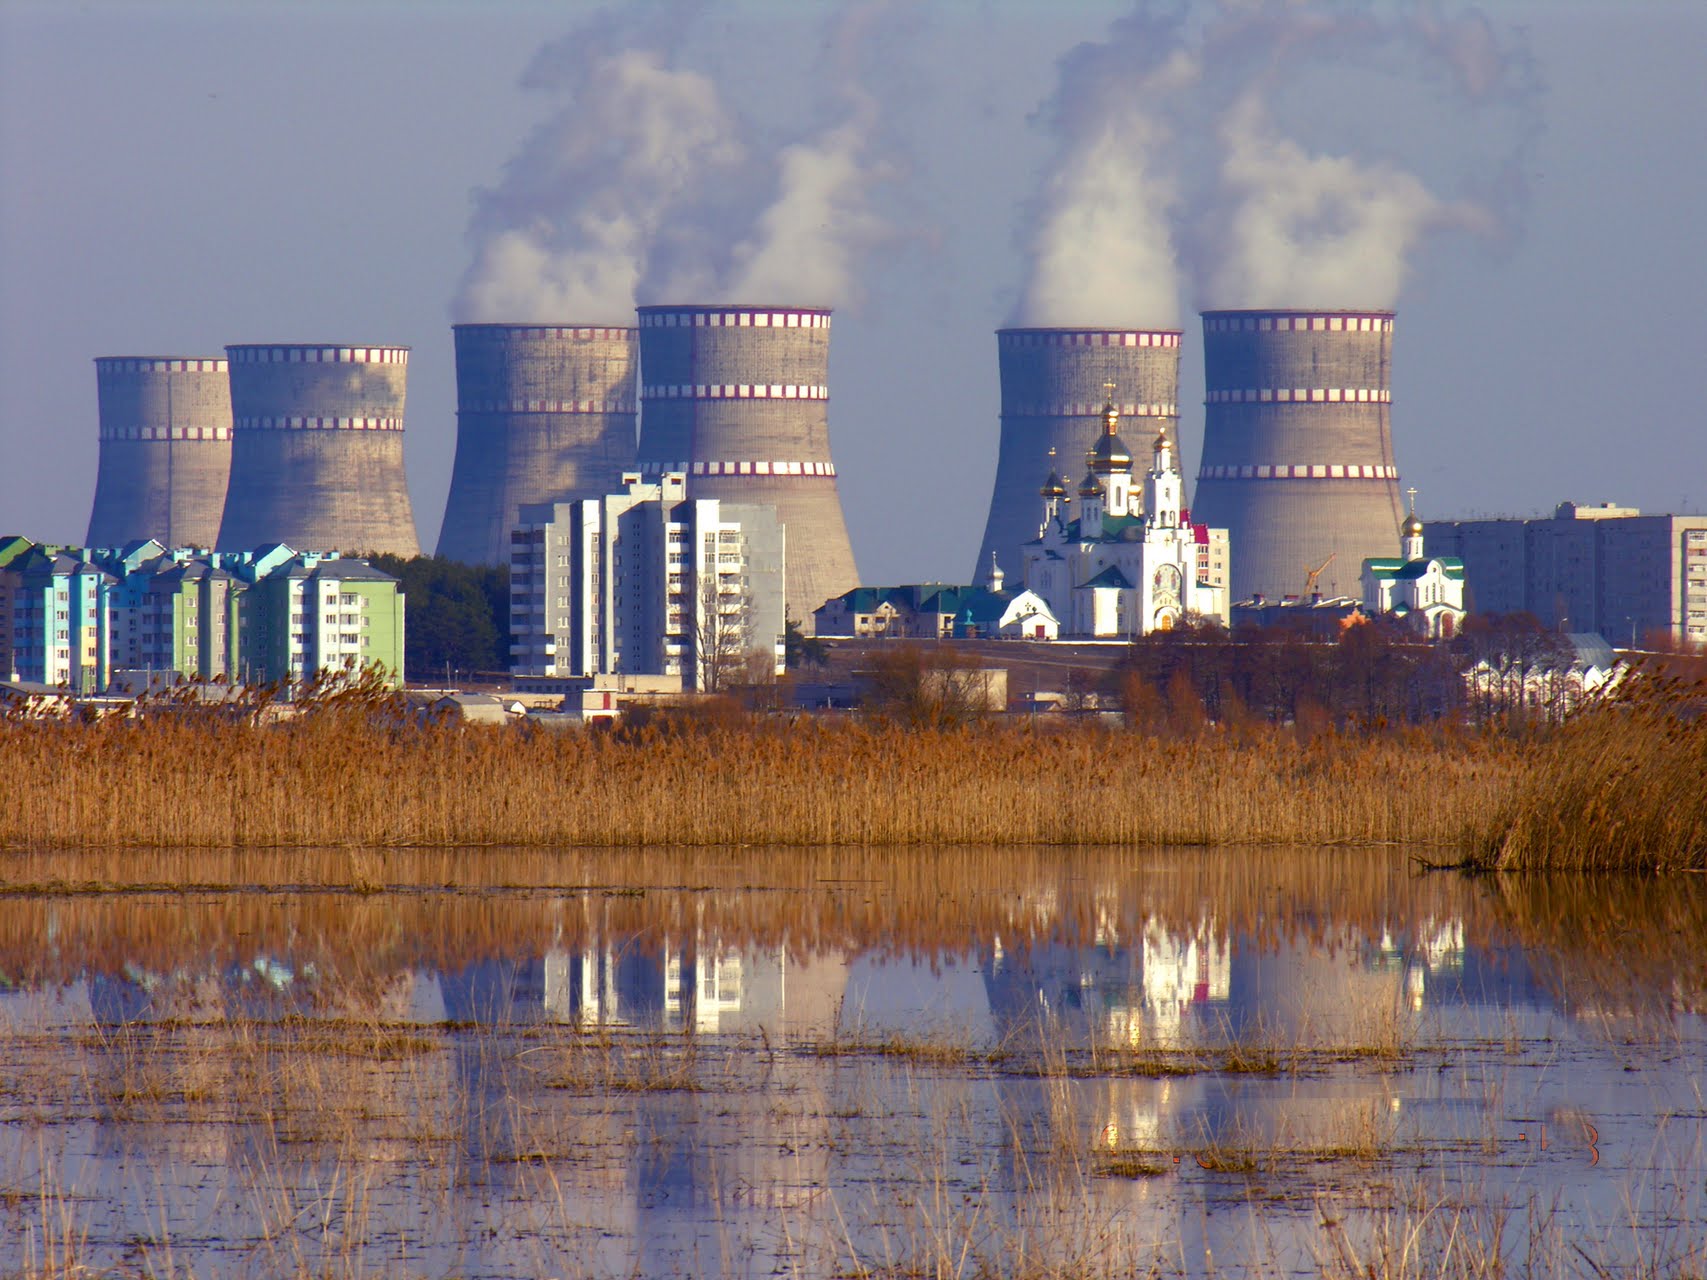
[1360,492,1467,638]
[1020,395,1229,637]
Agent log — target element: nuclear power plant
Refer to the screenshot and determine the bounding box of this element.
[634,305,859,627]
[1190,310,1403,603]
[972,328,1181,581]
[216,344,421,557]
[436,324,638,566]
[86,357,233,550]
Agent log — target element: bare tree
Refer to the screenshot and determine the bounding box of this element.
[692,570,748,693]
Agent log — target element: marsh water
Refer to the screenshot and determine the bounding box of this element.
[0,846,1701,1278]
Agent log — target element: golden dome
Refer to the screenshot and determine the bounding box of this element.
[1402,513,1424,537]
[1039,470,1067,498]
[1087,431,1133,473]
[1078,470,1103,498]
[1085,396,1134,473]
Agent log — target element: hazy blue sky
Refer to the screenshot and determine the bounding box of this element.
[3,0,1703,591]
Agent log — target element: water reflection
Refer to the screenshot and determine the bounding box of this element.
[0,847,1701,1278]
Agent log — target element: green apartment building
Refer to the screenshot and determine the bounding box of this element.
[3,537,405,692]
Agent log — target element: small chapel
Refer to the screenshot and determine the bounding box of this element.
[1360,491,1468,638]
[1020,394,1229,638]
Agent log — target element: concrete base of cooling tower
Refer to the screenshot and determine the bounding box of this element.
[435,412,636,566]
[972,408,1178,583]
[1190,476,1404,604]
[687,474,859,632]
[86,438,232,551]
[217,431,420,557]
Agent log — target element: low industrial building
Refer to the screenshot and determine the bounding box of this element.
[814,571,1059,641]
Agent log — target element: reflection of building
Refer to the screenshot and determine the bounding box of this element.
[984,917,1232,1050]
[438,926,846,1044]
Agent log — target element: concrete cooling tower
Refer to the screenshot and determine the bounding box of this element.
[436,324,638,566]
[86,357,232,550]
[635,305,858,626]
[1191,311,1404,603]
[972,328,1181,581]
[216,344,420,557]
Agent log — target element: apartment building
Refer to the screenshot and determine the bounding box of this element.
[1425,502,1707,646]
[510,472,786,690]
[1,537,405,690]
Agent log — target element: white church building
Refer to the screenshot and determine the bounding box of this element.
[1020,397,1229,638]
[1361,493,1468,638]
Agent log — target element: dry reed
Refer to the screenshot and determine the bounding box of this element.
[0,698,1515,853]
[1471,668,1707,872]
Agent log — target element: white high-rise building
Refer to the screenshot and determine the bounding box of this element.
[1021,398,1229,637]
[510,473,786,690]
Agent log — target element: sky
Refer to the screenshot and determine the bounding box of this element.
[2,0,1704,592]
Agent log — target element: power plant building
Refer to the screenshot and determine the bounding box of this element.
[973,328,1181,584]
[634,305,857,627]
[1190,311,1403,604]
[216,344,420,557]
[86,357,233,550]
[436,324,638,566]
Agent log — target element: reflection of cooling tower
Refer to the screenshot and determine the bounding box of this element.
[1192,311,1403,603]
[86,357,232,550]
[436,324,638,566]
[973,329,1181,581]
[635,305,858,625]
[216,345,420,556]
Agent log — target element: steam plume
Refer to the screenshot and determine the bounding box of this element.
[1015,1,1539,320]
[454,47,741,324]
[458,4,894,321]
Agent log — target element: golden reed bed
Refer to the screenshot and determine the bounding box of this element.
[0,672,1701,870]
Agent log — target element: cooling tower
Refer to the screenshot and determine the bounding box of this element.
[1191,310,1403,603]
[635,305,858,626]
[436,324,638,566]
[973,329,1181,581]
[216,344,420,557]
[86,357,232,550]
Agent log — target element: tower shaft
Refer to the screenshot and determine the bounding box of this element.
[87,357,232,549]
[974,329,1181,581]
[436,324,638,566]
[217,345,420,556]
[1191,311,1403,602]
[635,306,858,628]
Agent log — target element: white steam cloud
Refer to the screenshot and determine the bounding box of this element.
[1015,1,1538,322]
[455,49,741,324]
[456,6,893,322]
[1200,89,1494,309]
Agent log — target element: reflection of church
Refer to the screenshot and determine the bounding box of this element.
[1021,396,1229,636]
[984,915,1232,1050]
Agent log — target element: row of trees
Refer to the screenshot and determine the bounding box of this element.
[1111,613,1594,730]
[367,555,509,681]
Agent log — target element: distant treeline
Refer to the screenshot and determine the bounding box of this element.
[367,555,509,680]
[1108,613,1621,731]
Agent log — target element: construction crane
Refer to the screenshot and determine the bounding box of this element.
[1303,551,1336,598]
